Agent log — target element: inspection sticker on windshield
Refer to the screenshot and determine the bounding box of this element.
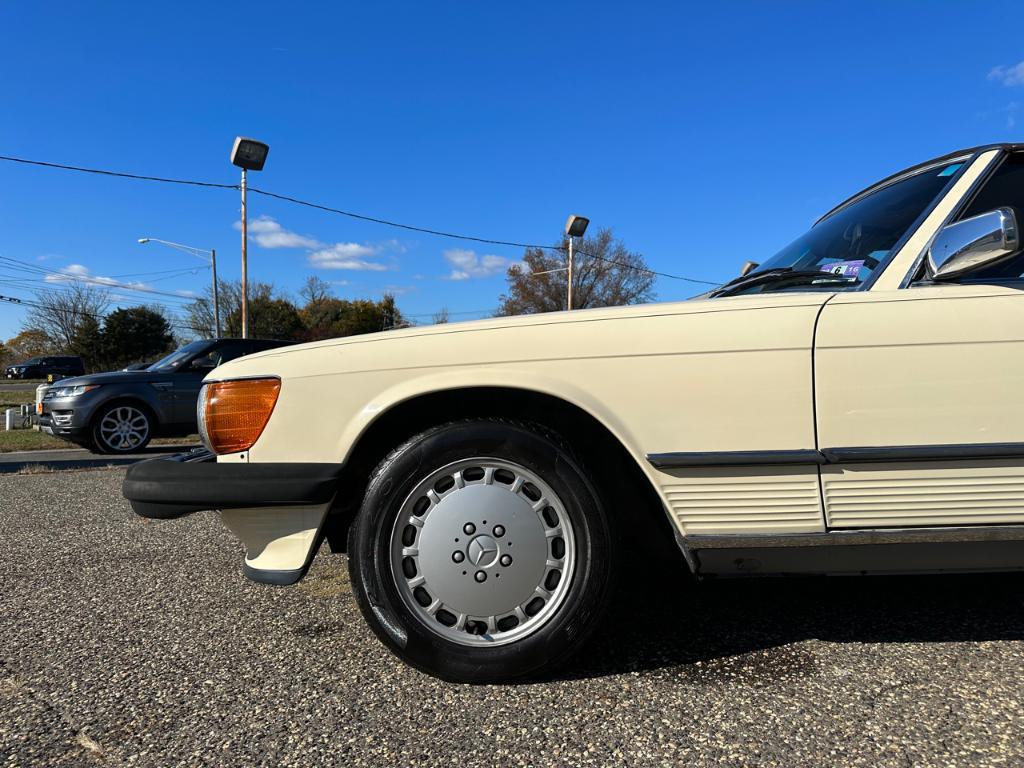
[938,163,963,177]
[820,260,864,277]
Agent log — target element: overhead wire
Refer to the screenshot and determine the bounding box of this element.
[0,153,723,286]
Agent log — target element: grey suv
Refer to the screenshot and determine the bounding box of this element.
[39,338,292,454]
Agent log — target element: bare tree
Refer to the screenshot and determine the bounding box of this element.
[184,279,275,338]
[299,275,333,305]
[24,283,110,349]
[498,228,655,316]
[432,307,450,324]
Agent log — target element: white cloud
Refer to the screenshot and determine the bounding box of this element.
[234,215,323,249]
[45,264,151,291]
[443,248,514,280]
[308,242,389,271]
[989,62,1024,87]
[229,215,406,270]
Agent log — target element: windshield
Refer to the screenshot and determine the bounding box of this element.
[149,340,211,372]
[730,160,964,295]
[20,358,42,366]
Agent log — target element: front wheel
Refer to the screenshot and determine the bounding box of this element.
[91,403,153,454]
[348,420,615,683]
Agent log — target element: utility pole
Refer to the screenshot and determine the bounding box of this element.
[210,248,221,337]
[567,235,574,311]
[230,137,270,340]
[563,214,590,311]
[240,169,248,338]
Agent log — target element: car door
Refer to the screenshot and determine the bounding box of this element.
[815,152,1024,529]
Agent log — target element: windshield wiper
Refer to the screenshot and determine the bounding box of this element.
[709,267,853,298]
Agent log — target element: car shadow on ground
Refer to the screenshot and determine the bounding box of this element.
[561,562,1024,683]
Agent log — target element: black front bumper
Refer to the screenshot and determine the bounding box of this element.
[122,450,343,519]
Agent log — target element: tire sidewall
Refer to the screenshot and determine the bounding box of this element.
[349,421,614,683]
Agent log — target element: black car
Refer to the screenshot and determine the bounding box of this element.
[4,355,85,380]
[38,338,292,454]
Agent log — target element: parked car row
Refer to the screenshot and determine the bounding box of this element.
[36,338,292,454]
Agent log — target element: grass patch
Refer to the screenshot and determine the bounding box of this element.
[0,429,200,453]
[0,389,37,411]
[0,429,67,452]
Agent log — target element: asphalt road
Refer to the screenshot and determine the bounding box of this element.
[3,469,1024,767]
[0,381,47,394]
[0,445,197,474]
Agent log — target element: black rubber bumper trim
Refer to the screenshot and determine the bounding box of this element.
[242,562,309,586]
[122,450,343,519]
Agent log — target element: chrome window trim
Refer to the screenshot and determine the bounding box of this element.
[897,149,1008,289]
[855,152,979,292]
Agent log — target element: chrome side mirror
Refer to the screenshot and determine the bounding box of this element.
[928,207,1019,280]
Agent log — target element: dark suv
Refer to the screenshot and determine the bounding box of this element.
[38,338,292,454]
[4,355,85,380]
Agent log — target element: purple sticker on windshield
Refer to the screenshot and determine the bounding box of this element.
[820,260,864,278]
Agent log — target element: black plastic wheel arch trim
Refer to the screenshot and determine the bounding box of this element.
[122,450,343,519]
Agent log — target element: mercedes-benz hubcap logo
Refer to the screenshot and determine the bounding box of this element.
[467,535,499,567]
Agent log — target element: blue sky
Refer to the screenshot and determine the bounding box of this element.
[2,1,1024,339]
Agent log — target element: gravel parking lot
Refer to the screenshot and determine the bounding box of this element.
[2,469,1024,767]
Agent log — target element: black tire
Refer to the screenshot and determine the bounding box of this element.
[91,402,154,454]
[348,420,615,683]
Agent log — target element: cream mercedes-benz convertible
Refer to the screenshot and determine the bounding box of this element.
[125,143,1024,682]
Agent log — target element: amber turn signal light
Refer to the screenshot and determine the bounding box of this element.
[199,378,281,455]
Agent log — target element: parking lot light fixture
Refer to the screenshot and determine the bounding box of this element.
[563,215,590,311]
[139,237,221,337]
[231,137,271,339]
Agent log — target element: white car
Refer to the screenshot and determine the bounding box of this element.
[126,143,1024,682]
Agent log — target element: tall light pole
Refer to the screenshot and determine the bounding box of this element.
[230,137,270,338]
[564,214,590,311]
[138,238,221,337]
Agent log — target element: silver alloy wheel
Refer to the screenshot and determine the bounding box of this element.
[389,457,577,647]
[98,405,150,452]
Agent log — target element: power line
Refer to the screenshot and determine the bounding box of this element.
[252,187,721,286]
[246,187,553,251]
[0,255,201,303]
[0,293,201,334]
[403,308,498,319]
[0,155,237,189]
[0,153,723,286]
[567,247,720,286]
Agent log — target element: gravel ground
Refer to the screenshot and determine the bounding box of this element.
[2,469,1024,767]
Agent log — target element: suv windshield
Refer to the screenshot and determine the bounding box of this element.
[149,340,212,372]
[722,160,965,296]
